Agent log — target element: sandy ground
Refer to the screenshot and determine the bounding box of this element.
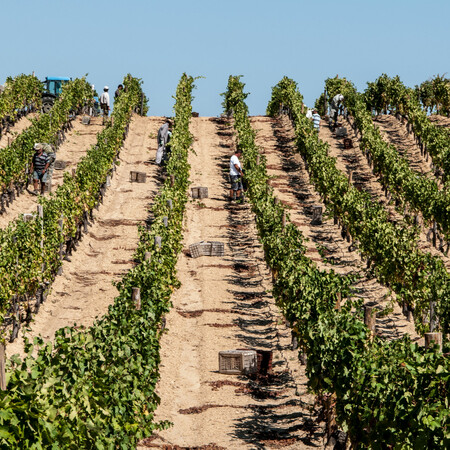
[251,115,419,343]
[7,115,164,358]
[0,115,104,229]
[0,113,37,149]
[142,117,324,449]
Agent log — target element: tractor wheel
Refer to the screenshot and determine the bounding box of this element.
[42,98,54,113]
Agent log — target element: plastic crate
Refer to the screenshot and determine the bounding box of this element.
[189,241,212,258]
[335,127,348,137]
[218,350,257,374]
[54,160,67,170]
[210,241,224,257]
[189,241,224,258]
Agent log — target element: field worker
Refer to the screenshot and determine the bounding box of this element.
[329,94,344,130]
[30,143,51,195]
[99,86,110,117]
[115,84,123,99]
[156,119,172,165]
[161,122,173,165]
[312,109,321,131]
[229,148,244,203]
[42,143,56,184]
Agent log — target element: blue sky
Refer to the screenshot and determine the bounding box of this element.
[1,0,449,116]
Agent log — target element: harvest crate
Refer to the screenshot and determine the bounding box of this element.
[189,241,224,258]
[210,241,224,256]
[189,241,211,258]
[335,127,348,137]
[130,171,146,183]
[343,138,353,149]
[191,187,209,199]
[54,160,67,170]
[218,350,257,375]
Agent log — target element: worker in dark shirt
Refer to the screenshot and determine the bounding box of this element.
[30,143,51,195]
[115,84,123,99]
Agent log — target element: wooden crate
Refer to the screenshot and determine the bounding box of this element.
[191,186,209,199]
[343,138,353,149]
[218,350,257,375]
[81,116,91,125]
[130,171,146,183]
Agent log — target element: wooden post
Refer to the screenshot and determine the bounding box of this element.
[58,214,64,274]
[132,287,141,310]
[256,155,260,165]
[7,137,10,147]
[325,394,337,441]
[324,88,327,116]
[335,292,341,310]
[170,174,175,187]
[274,198,280,205]
[72,168,76,177]
[432,221,437,248]
[155,236,162,248]
[167,199,173,210]
[106,175,111,187]
[282,210,286,229]
[430,301,438,332]
[364,305,376,334]
[144,251,151,262]
[425,332,442,352]
[163,216,168,227]
[0,344,5,391]
[140,93,144,116]
[37,205,44,272]
[348,171,353,184]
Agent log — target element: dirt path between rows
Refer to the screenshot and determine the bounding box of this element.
[374,114,436,180]
[7,115,164,359]
[251,115,418,342]
[0,113,37,149]
[143,117,324,449]
[0,115,104,229]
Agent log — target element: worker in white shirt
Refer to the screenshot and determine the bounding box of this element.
[229,149,244,203]
[329,94,344,130]
[99,86,110,117]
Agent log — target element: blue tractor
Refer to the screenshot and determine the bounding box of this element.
[41,76,71,113]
